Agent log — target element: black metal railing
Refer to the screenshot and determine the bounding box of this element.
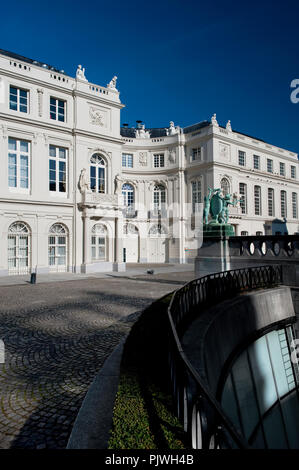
[167,265,283,449]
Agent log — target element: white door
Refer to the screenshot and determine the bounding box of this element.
[123,235,139,262]
[8,222,31,275]
[148,238,166,263]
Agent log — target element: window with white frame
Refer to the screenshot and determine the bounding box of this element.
[122,153,133,168]
[253,154,260,170]
[153,154,164,168]
[122,183,134,207]
[238,150,246,166]
[254,185,261,215]
[90,154,106,193]
[268,188,274,217]
[191,147,201,162]
[153,184,166,210]
[281,190,287,218]
[239,183,247,214]
[256,231,263,236]
[48,224,68,270]
[192,180,202,213]
[292,192,297,219]
[50,97,66,122]
[8,137,30,190]
[291,165,296,179]
[279,162,285,177]
[91,224,107,261]
[8,222,31,274]
[267,158,273,173]
[241,231,249,236]
[49,145,67,193]
[9,86,28,113]
[220,177,230,196]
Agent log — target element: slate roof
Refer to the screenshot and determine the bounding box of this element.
[0,48,66,74]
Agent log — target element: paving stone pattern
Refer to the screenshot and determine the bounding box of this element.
[0,276,177,449]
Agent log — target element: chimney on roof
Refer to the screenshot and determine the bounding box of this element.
[122,123,128,127]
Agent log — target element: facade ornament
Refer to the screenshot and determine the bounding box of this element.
[226,120,232,131]
[79,168,90,193]
[139,152,148,166]
[37,88,44,117]
[211,113,218,126]
[166,121,179,136]
[114,174,123,194]
[89,107,105,126]
[76,65,87,81]
[135,124,150,139]
[107,76,118,90]
[168,148,176,163]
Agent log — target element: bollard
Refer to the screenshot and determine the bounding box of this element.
[30,272,36,284]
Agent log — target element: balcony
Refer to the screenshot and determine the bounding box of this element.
[123,206,138,218]
[148,206,168,219]
[81,191,120,207]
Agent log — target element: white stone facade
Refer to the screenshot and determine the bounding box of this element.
[0,50,298,274]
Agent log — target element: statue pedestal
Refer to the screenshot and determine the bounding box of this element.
[203,223,235,238]
[195,234,231,277]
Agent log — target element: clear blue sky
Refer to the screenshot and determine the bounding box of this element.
[1,0,299,154]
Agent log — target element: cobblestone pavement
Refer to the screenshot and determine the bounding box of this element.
[0,276,180,449]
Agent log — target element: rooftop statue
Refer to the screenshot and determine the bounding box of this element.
[135,124,151,139]
[76,65,87,81]
[107,76,118,90]
[167,121,178,136]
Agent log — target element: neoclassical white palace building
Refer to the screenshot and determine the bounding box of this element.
[0,49,298,275]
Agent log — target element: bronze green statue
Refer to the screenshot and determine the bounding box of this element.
[203,187,239,237]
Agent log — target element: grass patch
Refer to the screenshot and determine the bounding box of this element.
[108,294,188,450]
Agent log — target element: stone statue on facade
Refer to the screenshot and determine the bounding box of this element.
[76,65,87,81]
[166,121,178,136]
[211,113,218,126]
[226,120,232,131]
[107,76,118,90]
[79,168,90,193]
[135,124,150,139]
[114,174,123,194]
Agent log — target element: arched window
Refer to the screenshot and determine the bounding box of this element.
[8,222,31,274]
[48,224,68,271]
[122,183,134,207]
[90,154,106,193]
[153,184,166,210]
[221,177,230,196]
[91,224,107,261]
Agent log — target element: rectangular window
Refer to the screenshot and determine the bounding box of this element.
[267,159,273,173]
[268,188,274,217]
[49,145,67,193]
[279,162,285,177]
[253,155,260,170]
[291,165,296,179]
[8,137,30,190]
[281,191,287,218]
[153,154,164,168]
[292,193,297,219]
[254,185,261,215]
[50,97,66,122]
[239,183,247,214]
[192,181,202,213]
[9,86,28,113]
[238,150,246,166]
[191,147,201,162]
[122,153,133,168]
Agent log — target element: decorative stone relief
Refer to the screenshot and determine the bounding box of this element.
[139,152,148,166]
[37,88,44,117]
[168,148,176,163]
[219,142,230,159]
[89,107,105,127]
[79,168,90,194]
[114,174,123,194]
